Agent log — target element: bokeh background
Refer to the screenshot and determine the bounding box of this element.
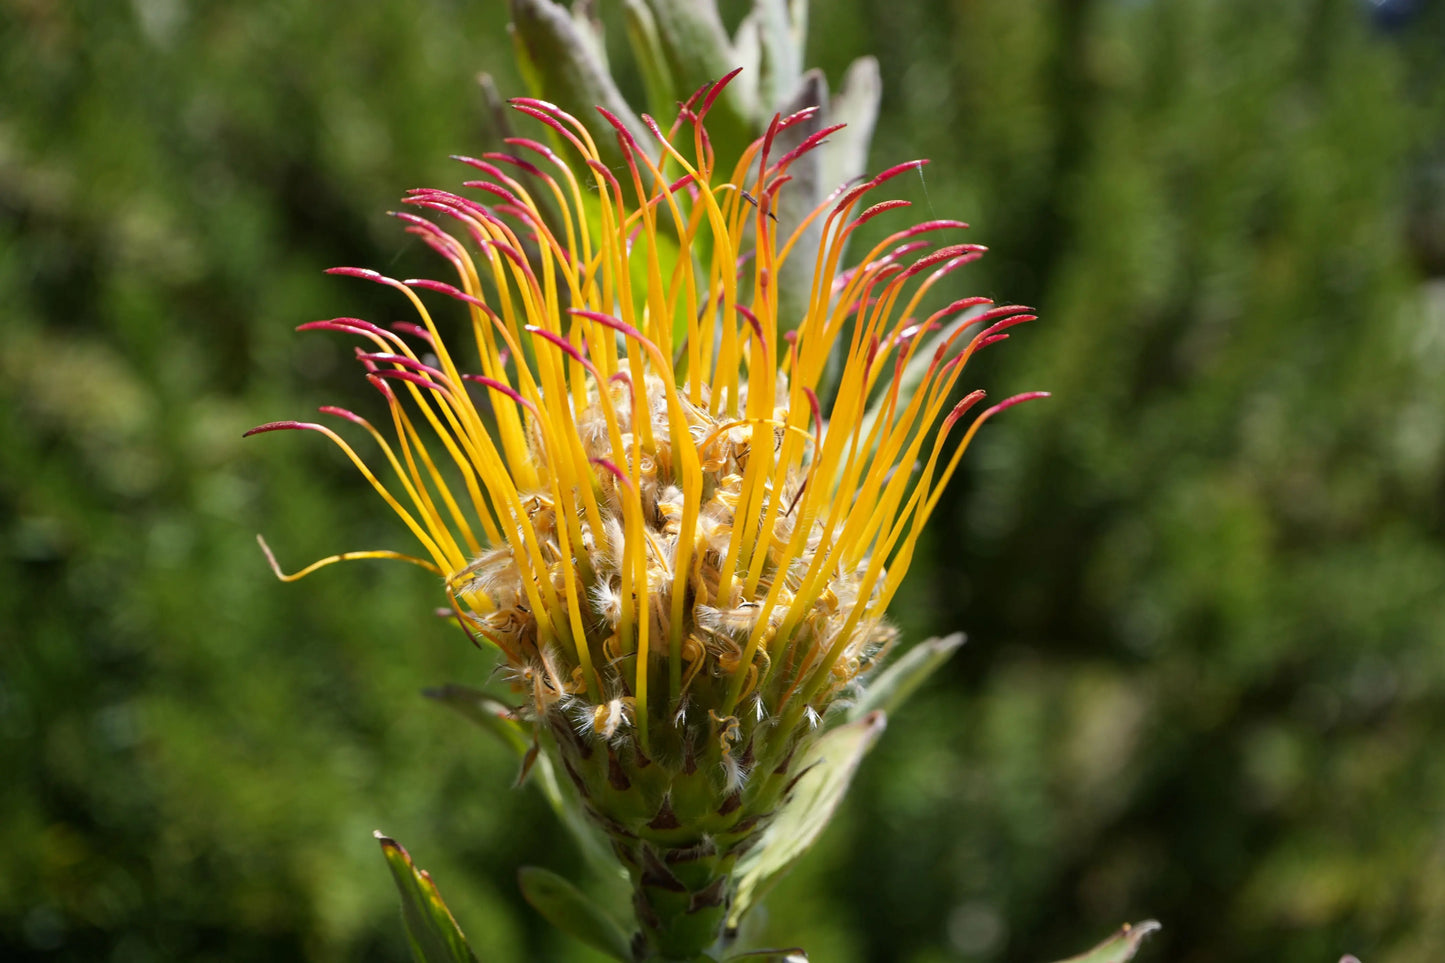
[5,1,1445,961]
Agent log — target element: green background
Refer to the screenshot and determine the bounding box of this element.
[4,1,1445,961]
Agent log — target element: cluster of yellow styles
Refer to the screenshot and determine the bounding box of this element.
[250,71,1040,958]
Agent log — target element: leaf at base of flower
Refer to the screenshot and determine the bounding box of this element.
[820,56,882,193]
[507,0,648,172]
[751,0,801,116]
[423,685,530,757]
[517,865,634,962]
[723,948,809,963]
[639,0,755,164]
[621,0,679,119]
[729,711,888,924]
[1048,920,1161,963]
[375,832,480,963]
[424,684,621,878]
[847,633,965,721]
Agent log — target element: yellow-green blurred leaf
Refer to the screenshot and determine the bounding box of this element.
[1048,920,1161,963]
[375,833,481,963]
[730,711,887,923]
[517,865,633,961]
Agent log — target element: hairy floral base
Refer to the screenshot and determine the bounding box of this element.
[547,701,807,958]
[464,374,894,746]
[463,375,889,957]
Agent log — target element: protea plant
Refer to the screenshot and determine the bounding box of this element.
[249,75,1043,960]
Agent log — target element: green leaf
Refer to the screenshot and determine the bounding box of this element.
[641,0,743,100]
[508,0,648,173]
[622,0,680,120]
[424,684,620,878]
[847,633,965,721]
[1048,921,1161,963]
[641,0,755,166]
[724,949,808,962]
[375,832,481,963]
[531,750,624,879]
[751,0,800,116]
[819,56,882,194]
[730,12,762,113]
[569,0,609,73]
[423,684,530,757]
[729,711,888,923]
[518,865,634,962]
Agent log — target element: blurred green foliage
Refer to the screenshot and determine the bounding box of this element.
[3,1,1445,962]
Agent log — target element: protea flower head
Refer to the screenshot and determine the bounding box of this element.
[249,71,1042,961]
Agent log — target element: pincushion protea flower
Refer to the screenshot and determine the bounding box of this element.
[249,71,1042,961]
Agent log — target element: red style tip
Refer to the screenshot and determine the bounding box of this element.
[982,391,1051,419]
[483,151,545,179]
[700,67,745,120]
[943,391,989,429]
[364,373,397,403]
[773,123,847,172]
[895,220,971,242]
[465,180,524,208]
[318,406,368,427]
[594,106,642,153]
[870,159,930,187]
[589,457,634,494]
[508,96,558,112]
[585,159,622,193]
[296,318,388,338]
[966,304,1033,325]
[777,106,822,131]
[899,244,987,281]
[502,137,559,161]
[404,278,489,309]
[388,210,440,230]
[854,199,913,227]
[735,305,765,343]
[679,80,712,115]
[510,104,576,148]
[977,313,1038,342]
[568,308,648,348]
[526,325,600,379]
[803,387,823,434]
[945,297,995,313]
[896,319,941,346]
[371,369,449,395]
[243,420,309,438]
[326,267,384,281]
[390,322,436,345]
[886,241,933,262]
[461,374,538,416]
